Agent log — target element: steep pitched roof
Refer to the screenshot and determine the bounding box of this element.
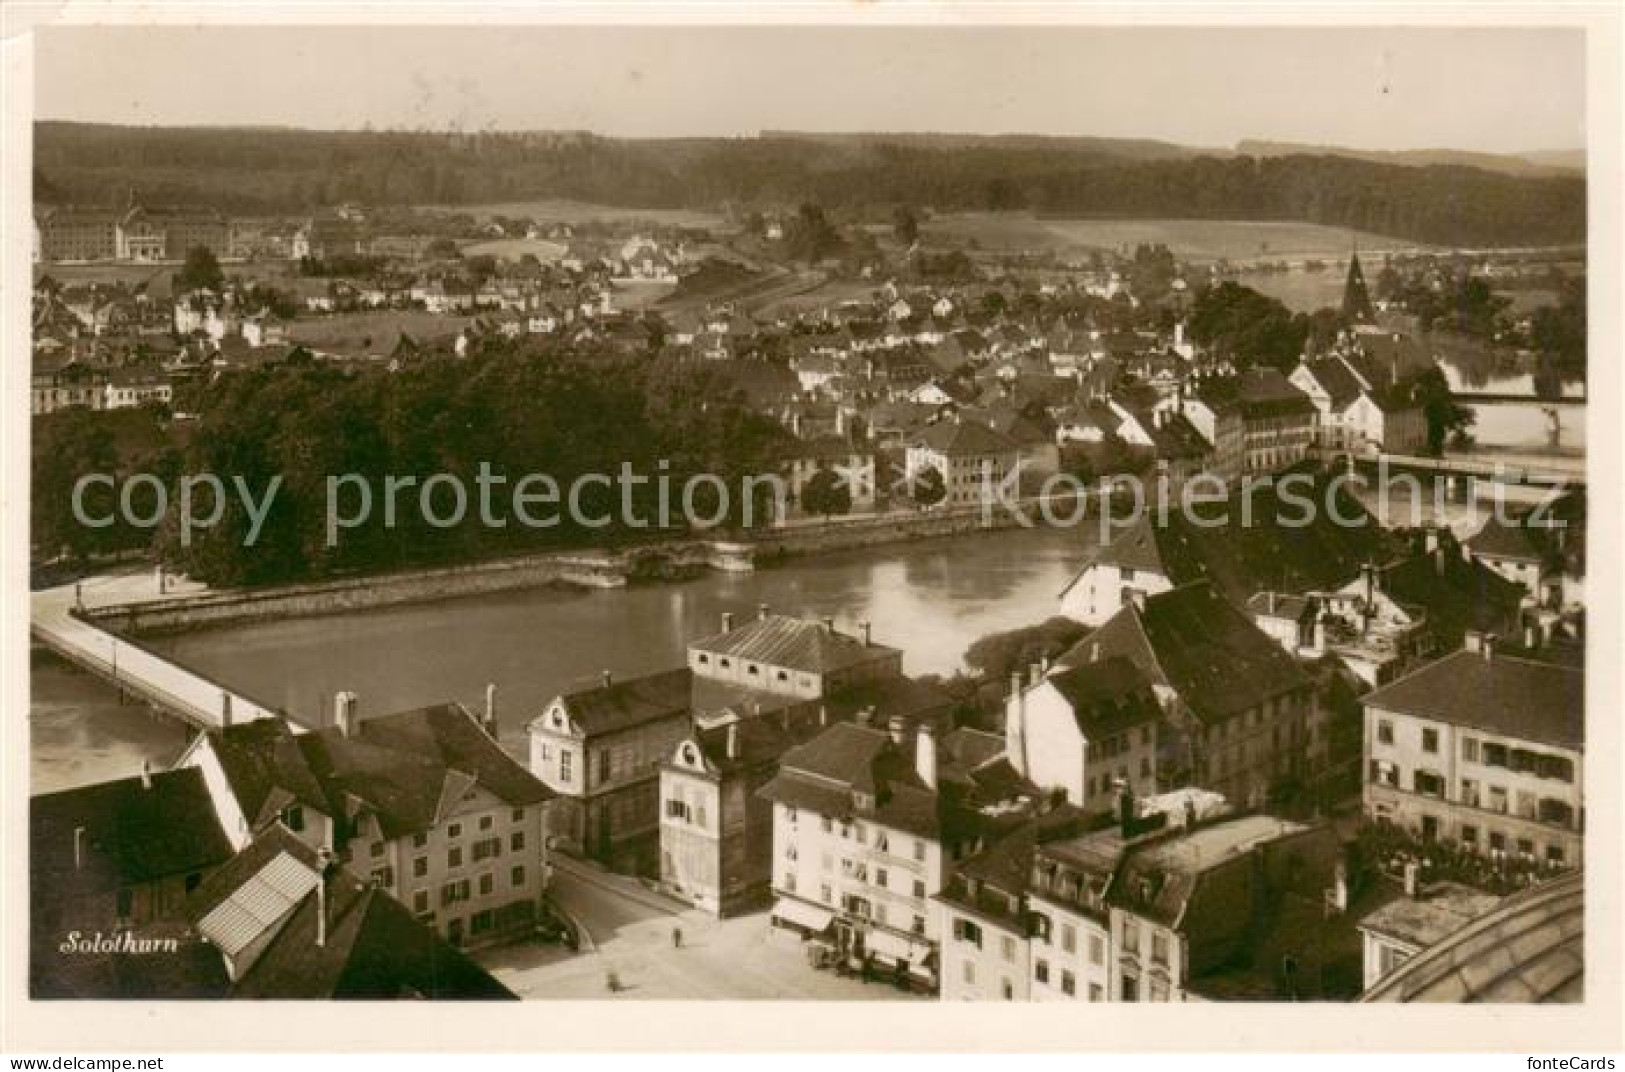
[31,767,234,890]
[1363,649,1583,750]
[1043,656,1164,740]
[188,826,515,1000]
[545,667,694,737]
[209,705,551,841]
[1069,582,1311,725]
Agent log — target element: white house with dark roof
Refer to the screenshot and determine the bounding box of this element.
[1004,655,1163,814]
[181,695,553,951]
[528,667,693,875]
[1062,582,1323,809]
[904,417,1023,508]
[1361,643,1584,867]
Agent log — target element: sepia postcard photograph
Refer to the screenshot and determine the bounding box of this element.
[2,0,1621,1058]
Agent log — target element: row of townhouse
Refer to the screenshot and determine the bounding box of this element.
[936,796,1354,1002]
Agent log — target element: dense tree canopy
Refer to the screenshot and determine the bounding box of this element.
[36,124,1586,248]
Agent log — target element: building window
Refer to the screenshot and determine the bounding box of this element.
[1422,727,1439,753]
[914,840,927,862]
[1546,844,1566,864]
[1462,737,1480,763]
[875,831,888,852]
[413,890,429,914]
[1151,930,1169,965]
[820,884,832,905]
[1062,924,1077,954]
[954,918,984,949]
[282,805,305,832]
[1088,983,1103,1001]
[1151,978,1170,1002]
[560,751,573,781]
[372,866,394,888]
[1460,825,1479,847]
[448,847,463,869]
[1122,921,1139,954]
[1001,978,1014,1001]
[875,868,888,889]
[1121,975,1140,1001]
[413,856,428,878]
[1001,934,1017,962]
[962,961,976,986]
[448,823,462,839]
[512,808,525,822]
[1035,959,1050,985]
[479,815,493,831]
[511,830,526,852]
[1062,971,1077,997]
[1414,770,1445,798]
[479,873,494,896]
[912,915,927,936]
[1377,720,1394,746]
[412,832,428,849]
[511,865,526,887]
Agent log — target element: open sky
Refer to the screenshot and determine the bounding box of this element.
[34,24,1585,154]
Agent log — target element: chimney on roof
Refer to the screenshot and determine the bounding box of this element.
[860,620,872,646]
[916,723,939,791]
[484,682,498,732]
[887,715,906,746]
[1117,782,1136,839]
[601,669,613,689]
[721,610,735,633]
[726,721,740,760]
[315,847,335,948]
[334,691,358,738]
[220,691,233,729]
[758,603,770,622]
[140,760,152,790]
[822,615,835,634]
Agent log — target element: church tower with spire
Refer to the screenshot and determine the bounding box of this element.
[1341,241,1376,324]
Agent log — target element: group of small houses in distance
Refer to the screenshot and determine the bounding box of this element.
[33,202,1434,511]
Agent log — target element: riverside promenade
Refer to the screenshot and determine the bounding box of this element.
[31,567,284,732]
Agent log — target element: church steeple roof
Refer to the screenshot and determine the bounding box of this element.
[1342,244,1375,324]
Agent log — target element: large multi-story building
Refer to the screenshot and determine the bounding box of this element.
[528,668,693,875]
[1362,641,1584,867]
[658,705,828,915]
[1004,654,1162,813]
[181,695,553,951]
[1062,581,1323,808]
[758,717,1031,991]
[35,205,231,263]
[904,417,1023,508]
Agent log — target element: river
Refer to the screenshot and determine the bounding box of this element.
[32,526,1099,782]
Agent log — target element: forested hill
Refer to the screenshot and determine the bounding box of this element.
[33,122,1585,248]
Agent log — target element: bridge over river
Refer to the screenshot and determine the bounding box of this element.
[31,568,286,732]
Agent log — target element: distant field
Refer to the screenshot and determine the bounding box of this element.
[460,237,567,262]
[429,199,729,231]
[287,310,472,352]
[924,213,1423,263]
[1233,269,1348,314]
[34,260,298,290]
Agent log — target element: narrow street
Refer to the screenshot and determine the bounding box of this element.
[476,855,924,1001]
